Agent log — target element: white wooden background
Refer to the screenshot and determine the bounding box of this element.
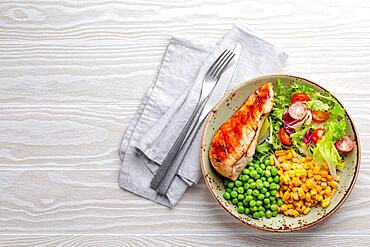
[0,0,370,246]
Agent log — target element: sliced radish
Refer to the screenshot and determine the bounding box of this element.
[335,136,354,153]
[288,101,307,120]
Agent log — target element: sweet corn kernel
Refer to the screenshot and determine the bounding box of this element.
[322,198,331,208]
[302,184,308,192]
[303,207,311,215]
[282,163,292,171]
[291,209,299,217]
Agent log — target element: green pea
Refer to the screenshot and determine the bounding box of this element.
[242,175,249,181]
[265,210,273,218]
[263,181,270,188]
[260,187,267,194]
[256,179,262,184]
[232,187,238,191]
[235,180,243,187]
[258,194,265,200]
[256,200,263,206]
[271,204,278,211]
[223,192,231,200]
[270,190,277,196]
[273,175,280,183]
[250,182,257,189]
[267,177,273,184]
[265,204,271,209]
[247,178,254,184]
[244,207,250,215]
[255,160,260,165]
[260,164,266,170]
[265,159,270,165]
[277,199,284,206]
[237,202,243,207]
[245,195,253,202]
[242,168,250,175]
[253,164,260,169]
[271,167,278,176]
[253,212,259,219]
[237,187,244,194]
[256,167,263,174]
[272,211,278,217]
[265,170,271,178]
[243,199,248,205]
[256,183,263,190]
[265,192,270,198]
[250,200,257,207]
[226,188,232,193]
[249,166,255,171]
[255,174,260,179]
[232,198,239,205]
[237,206,245,214]
[251,206,258,212]
[231,191,238,198]
[250,170,258,178]
[276,184,281,191]
[258,211,265,218]
[270,183,277,190]
[261,177,266,182]
[270,196,276,203]
[258,206,265,212]
[243,184,249,190]
[253,189,259,196]
[266,165,272,170]
[247,189,253,195]
[238,194,245,200]
[264,198,270,205]
[228,182,235,188]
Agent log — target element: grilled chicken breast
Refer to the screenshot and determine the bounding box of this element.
[209,83,274,180]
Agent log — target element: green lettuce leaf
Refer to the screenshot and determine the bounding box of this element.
[306,99,330,111]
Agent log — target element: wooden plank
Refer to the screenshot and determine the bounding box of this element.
[0,105,129,170]
[0,169,368,234]
[0,235,370,247]
[1,0,370,43]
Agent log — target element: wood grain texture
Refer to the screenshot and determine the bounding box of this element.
[0,0,370,245]
[1,235,370,247]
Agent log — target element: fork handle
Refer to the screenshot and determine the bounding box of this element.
[150,97,207,189]
[155,106,206,195]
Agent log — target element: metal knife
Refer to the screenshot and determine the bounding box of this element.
[155,42,242,195]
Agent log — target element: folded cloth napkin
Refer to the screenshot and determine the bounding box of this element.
[119,24,288,207]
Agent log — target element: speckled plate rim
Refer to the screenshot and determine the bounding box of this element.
[200,74,361,232]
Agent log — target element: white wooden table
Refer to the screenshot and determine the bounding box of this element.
[1,1,369,246]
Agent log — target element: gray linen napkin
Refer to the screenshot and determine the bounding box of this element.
[119,24,288,207]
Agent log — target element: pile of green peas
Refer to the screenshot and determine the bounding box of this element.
[223,156,284,219]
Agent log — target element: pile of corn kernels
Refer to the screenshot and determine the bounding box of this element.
[274,149,339,217]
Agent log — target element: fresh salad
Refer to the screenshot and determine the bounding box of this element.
[256,80,354,180]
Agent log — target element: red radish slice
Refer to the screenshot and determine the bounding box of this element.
[288,101,307,120]
[335,136,354,153]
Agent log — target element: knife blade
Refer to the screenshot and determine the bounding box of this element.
[155,42,242,195]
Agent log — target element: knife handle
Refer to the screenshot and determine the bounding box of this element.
[150,96,207,189]
[155,98,208,195]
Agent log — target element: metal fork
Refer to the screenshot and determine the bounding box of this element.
[150,49,235,190]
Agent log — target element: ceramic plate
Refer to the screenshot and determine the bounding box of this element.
[200,74,360,232]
